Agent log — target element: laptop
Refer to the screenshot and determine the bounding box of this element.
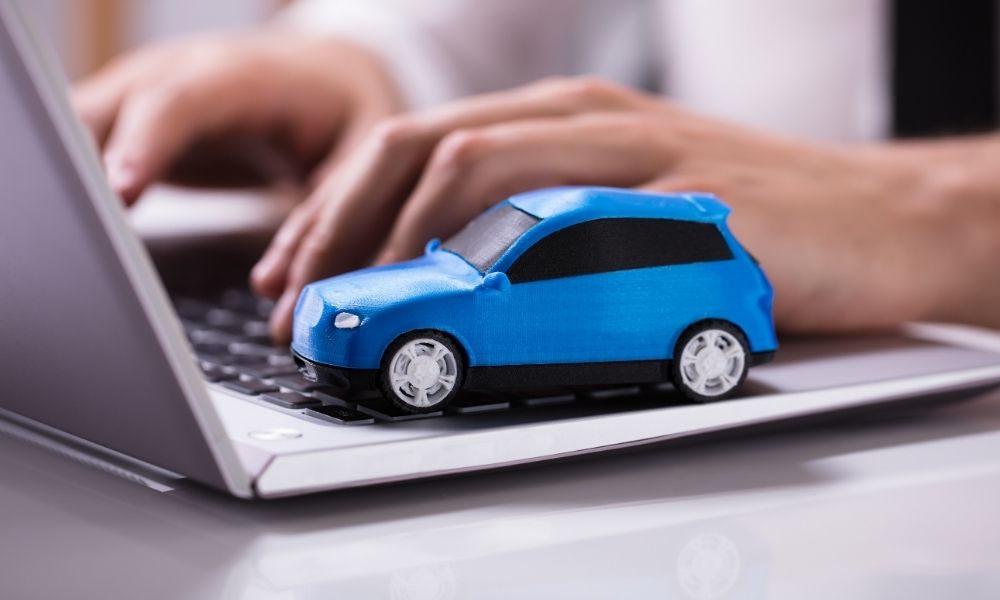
[3,0,1000,499]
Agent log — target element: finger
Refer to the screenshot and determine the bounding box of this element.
[254,84,397,299]
[266,134,421,342]
[305,78,640,189]
[265,151,412,342]
[307,103,395,188]
[641,174,724,196]
[252,109,382,299]
[265,79,646,341]
[71,55,151,148]
[402,77,648,141]
[72,77,126,149]
[375,114,673,264]
[102,59,259,204]
[102,78,224,204]
[298,78,649,255]
[250,197,323,298]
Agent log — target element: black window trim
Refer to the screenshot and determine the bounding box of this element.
[505,216,734,284]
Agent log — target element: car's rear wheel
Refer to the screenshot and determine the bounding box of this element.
[671,320,749,402]
[380,330,465,413]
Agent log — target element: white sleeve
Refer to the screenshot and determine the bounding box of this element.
[280,0,584,109]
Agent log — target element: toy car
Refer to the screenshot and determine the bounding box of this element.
[293,186,777,412]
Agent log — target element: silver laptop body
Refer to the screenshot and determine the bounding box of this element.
[4,0,1000,499]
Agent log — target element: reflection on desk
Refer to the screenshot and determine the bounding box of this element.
[2,387,1000,599]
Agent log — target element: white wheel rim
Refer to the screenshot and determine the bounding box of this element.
[679,329,746,397]
[389,338,459,408]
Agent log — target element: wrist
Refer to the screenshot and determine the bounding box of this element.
[864,136,1000,326]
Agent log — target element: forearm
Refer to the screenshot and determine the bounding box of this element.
[867,134,1000,328]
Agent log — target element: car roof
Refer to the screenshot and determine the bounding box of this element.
[507,186,730,224]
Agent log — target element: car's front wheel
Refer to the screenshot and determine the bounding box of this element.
[671,320,749,402]
[380,330,465,413]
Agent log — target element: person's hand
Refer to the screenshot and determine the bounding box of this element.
[252,77,1000,341]
[73,29,401,204]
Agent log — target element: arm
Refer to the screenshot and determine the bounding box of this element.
[251,77,1000,338]
[73,30,403,203]
[74,0,592,203]
[858,136,1000,329]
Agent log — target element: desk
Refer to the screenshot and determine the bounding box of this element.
[3,387,999,599]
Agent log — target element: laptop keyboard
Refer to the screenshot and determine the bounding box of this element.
[174,289,400,425]
[174,289,692,426]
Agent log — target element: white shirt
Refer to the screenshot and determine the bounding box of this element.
[284,0,887,141]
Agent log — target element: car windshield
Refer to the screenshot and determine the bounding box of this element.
[442,204,540,272]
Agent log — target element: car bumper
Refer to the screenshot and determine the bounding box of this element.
[294,351,380,393]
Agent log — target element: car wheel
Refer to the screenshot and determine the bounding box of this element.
[671,321,749,402]
[380,330,465,413]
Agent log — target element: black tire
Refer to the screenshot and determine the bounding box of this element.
[379,330,466,413]
[670,320,750,403]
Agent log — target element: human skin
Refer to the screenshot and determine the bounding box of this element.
[249,77,1000,340]
[72,29,402,204]
[74,44,1000,343]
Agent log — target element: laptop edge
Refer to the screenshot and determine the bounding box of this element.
[0,0,252,497]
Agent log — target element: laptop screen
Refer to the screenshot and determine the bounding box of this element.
[0,2,229,489]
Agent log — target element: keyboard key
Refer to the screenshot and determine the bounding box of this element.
[233,334,275,346]
[205,308,243,328]
[218,289,274,318]
[305,405,375,426]
[229,342,282,358]
[514,393,576,408]
[270,375,329,393]
[267,354,296,367]
[173,294,295,381]
[579,386,643,401]
[242,320,271,338]
[260,391,321,409]
[254,298,275,318]
[193,341,231,355]
[312,390,362,409]
[200,363,238,382]
[355,401,443,422]
[237,364,301,379]
[174,299,212,320]
[445,400,511,415]
[188,329,238,345]
[221,379,280,396]
[219,289,261,314]
[180,318,205,333]
[198,353,271,368]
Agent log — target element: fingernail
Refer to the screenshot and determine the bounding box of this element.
[105,155,139,200]
[250,257,274,289]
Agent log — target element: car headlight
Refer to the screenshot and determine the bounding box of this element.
[333,311,361,329]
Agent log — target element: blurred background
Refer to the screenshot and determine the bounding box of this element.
[30,0,278,79]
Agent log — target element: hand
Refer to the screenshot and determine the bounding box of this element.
[73,29,401,204]
[252,77,1000,341]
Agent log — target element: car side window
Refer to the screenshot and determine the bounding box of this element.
[506,218,733,283]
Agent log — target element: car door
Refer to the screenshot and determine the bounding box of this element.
[471,217,734,367]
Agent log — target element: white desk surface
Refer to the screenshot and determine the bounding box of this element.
[3,386,1000,599]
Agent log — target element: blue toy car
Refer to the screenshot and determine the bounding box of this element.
[293,187,777,412]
